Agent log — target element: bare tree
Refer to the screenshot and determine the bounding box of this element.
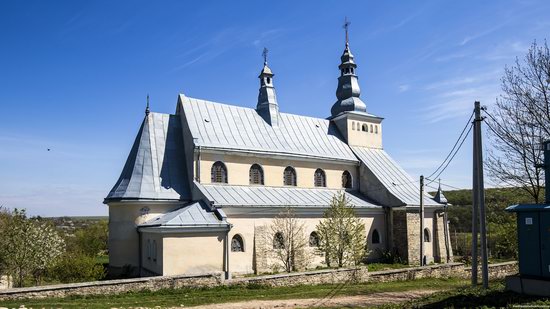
[487,41,550,203]
[269,207,310,272]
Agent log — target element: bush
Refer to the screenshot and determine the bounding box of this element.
[49,252,105,283]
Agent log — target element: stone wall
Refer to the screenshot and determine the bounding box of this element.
[461,261,518,280]
[0,273,224,301]
[0,262,518,301]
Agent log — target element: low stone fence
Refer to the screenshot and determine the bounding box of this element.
[0,273,223,301]
[0,261,518,301]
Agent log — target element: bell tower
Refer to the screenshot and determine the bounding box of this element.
[330,18,383,149]
[256,47,279,127]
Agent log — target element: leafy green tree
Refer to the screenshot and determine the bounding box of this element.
[317,192,366,267]
[48,251,105,283]
[69,220,108,256]
[0,209,65,287]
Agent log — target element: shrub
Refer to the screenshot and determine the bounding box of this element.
[49,252,105,283]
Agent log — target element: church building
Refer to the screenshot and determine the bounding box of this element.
[104,30,452,278]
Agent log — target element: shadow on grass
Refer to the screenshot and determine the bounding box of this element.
[410,287,550,308]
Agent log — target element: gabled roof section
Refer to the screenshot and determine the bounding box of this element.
[139,201,228,228]
[351,147,441,206]
[179,95,358,162]
[196,183,381,208]
[105,112,191,201]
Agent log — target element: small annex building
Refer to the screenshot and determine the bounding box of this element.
[104,35,453,277]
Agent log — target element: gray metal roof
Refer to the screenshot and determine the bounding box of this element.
[139,201,228,227]
[179,95,358,162]
[196,183,381,208]
[105,112,191,201]
[351,147,440,206]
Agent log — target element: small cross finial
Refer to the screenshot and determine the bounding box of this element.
[262,47,268,65]
[343,17,351,46]
[145,94,150,116]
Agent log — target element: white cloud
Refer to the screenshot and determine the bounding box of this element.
[398,84,410,92]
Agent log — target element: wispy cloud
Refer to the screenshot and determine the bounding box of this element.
[459,22,508,46]
[398,84,411,92]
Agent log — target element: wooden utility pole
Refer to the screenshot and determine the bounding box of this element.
[474,101,489,288]
[420,175,425,266]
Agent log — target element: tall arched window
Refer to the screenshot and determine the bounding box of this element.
[309,231,320,247]
[273,232,285,249]
[231,234,244,252]
[352,122,356,130]
[362,124,368,132]
[152,240,157,262]
[314,168,326,187]
[370,124,374,133]
[211,161,228,183]
[372,229,380,244]
[342,170,352,188]
[249,164,264,185]
[424,228,431,242]
[375,125,379,134]
[283,166,297,186]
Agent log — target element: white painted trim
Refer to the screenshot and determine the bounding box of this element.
[221,206,385,217]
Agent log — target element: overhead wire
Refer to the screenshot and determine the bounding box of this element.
[426,110,475,181]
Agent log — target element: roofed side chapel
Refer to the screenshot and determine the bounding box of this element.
[104,24,453,278]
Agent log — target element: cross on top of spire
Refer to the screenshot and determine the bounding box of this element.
[343,17,351,46]
[145,94,150,116]
[262,47,268,65]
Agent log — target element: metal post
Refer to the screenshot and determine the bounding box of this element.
[475,101,489,288]
[420,175,425,266]
[544,141,550,204]
[472,102,479,286]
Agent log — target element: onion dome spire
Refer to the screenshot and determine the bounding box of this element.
[434,179,448,204]
[256,47,279,127]
[330,17,367,117]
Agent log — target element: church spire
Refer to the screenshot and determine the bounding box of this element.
[434,180,448,204]
[145,94,150,116]
[256,47,279,127]
[330,17,367,117]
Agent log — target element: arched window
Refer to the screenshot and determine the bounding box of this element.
[147,239,151,260]
[370,124,374,133]
[424,228,431,242]
[273,232,285,249]
[342,170,352,188]
[211,161,228,183]
[375,125,379,134]
[283,166,297,186]
[362,124,368,132]
[352,122,356,130]
[231,235,244,252]
[309,231,320,247]
[249,164,264,185]
[372,229,380,244]
[314,168,326,187]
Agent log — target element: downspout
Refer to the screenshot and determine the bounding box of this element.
[224,231,231,280]
[443,206,451,263]
[138,229,142,277]
[197,145,201,182]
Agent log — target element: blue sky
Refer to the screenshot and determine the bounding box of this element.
[0,0,548,216]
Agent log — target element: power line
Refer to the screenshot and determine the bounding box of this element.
[426,123,473,186]
[426,110,475,180]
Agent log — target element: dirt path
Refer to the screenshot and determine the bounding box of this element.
[172,289,438,309]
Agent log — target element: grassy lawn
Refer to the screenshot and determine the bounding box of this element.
[367,263,410,272]
[0,277,468,309]
[377,280,550,309]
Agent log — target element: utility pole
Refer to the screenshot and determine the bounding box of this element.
[474,101,489,288]
[420,175,425,266]
[471,102,479,286]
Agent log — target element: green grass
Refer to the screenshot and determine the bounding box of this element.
[367,263,410,272]
[94,254,109,265]
[0,277,468,309]
[377,280,550,309]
